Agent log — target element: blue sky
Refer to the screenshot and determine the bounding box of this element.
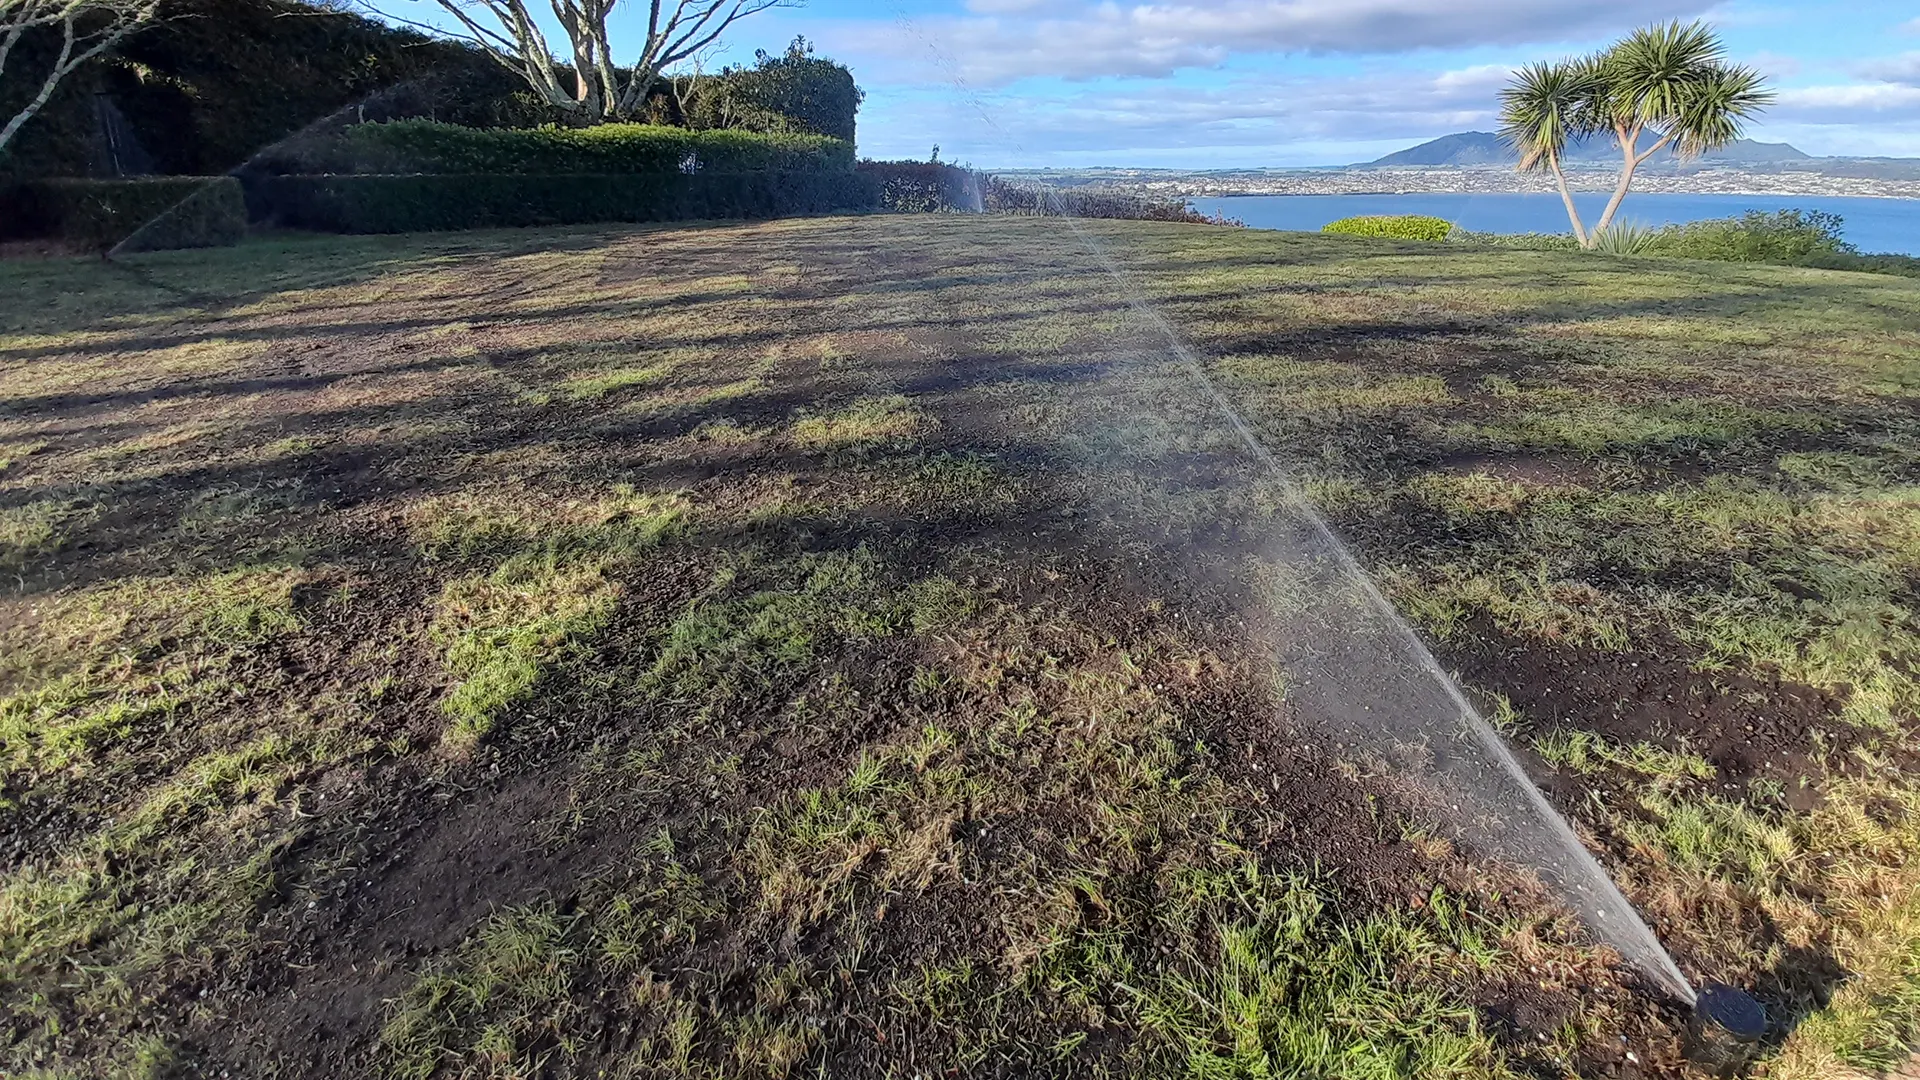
[372,1,1920,167]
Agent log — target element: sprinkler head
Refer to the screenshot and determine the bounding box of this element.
[1697,983,1766,1042]
[1686,983,1766,1074]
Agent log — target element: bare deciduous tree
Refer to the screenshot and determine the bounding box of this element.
[374,0,794,122]
[0,0,159,154]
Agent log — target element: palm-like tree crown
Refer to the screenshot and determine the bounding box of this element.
[1599,20,1774,160]
[1497,59,1600,171]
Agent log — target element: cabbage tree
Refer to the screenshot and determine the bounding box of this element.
[1498,22,1773,248]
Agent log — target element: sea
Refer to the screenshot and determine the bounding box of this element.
[1185,192,1920,256]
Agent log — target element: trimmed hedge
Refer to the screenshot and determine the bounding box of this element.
[1323,215,1453,241]
[255,121,856,177]
[0,176,245,248]
[246,172,880,233]
[115,179,250,252]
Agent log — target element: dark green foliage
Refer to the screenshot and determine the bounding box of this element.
[1323,215,1454,241]
[1642,208,1852,262]
[1452,211,1920,279]
[260,121,856,177]
[0,19,104,180]
[1447,229,1584,252]
[247,172,880,233]
[3,0,543,182]
[858,161,979,212]
[980,177,1221,223]
[1802,251,1920,279]
[113,178,248,252]
[650,37,863,142]
[0,177,240,248]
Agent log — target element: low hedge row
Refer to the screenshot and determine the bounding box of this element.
[1322,214,1453,241]
[246,171,881,233]
[1,176,246,248]
[253,120,857,177]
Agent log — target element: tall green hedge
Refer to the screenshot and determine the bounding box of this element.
[0,176,245,248]
[2,0,534,182]
[258,121,856,177]
[247,172,879,233]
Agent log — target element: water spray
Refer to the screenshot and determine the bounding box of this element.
[887,9,1773,1036]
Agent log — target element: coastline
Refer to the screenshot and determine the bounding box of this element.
[995,166,1920,201]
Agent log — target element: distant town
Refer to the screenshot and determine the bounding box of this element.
[999,131,1920,201]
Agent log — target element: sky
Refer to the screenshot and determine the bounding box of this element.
[371,1,1920,168]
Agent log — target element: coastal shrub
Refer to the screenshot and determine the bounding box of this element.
[0,177,242,248]
[981,177,1224,223]
[1322,214,1453,241]
[247,171,879,233]
[253,121,856,177]
[1643,209,1853,262]
[859,161,979,212]
[1800,251,1920,279]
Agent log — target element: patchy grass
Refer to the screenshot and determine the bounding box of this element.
[0,216,1915,1079]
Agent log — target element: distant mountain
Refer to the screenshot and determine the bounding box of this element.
[1365,132,1512,166]
[1362,130,1811,168]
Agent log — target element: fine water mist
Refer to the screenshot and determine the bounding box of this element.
[1046,205,1697,1005]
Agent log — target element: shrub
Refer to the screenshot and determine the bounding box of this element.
[1644,209,1854,263]
[247,171,879,233]
[254,120,855,177]
[1322,215,1453,241]
[0,177,243,249]
[1800,250,1920,279]
[858,162,979,212]
[981,177,1224,223]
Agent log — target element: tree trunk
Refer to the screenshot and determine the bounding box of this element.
[1548,155,1589,247]
[1591,124,1673,238]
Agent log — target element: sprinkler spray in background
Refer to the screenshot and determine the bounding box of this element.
[886,4,1752,1018]
[1039,205,1777,1049]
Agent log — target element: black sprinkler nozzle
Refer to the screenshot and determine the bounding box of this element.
[1687,982,1766,1073]
[1697,982,1766,1041]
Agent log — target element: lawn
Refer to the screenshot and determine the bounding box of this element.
[1,215,1916,1080]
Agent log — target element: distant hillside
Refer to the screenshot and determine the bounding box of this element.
[1363,131,1811,168]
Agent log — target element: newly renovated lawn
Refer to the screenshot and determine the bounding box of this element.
[1,215,1916,1079]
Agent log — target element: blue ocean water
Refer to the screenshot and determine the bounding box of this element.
[1186,192,1920,256]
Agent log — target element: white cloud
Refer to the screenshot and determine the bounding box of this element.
[843,0,1712,86]
[1772,83,1920,126]
[1855,52,1920,86]
[858,63,1516,164]
[1744,50,1801,79]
